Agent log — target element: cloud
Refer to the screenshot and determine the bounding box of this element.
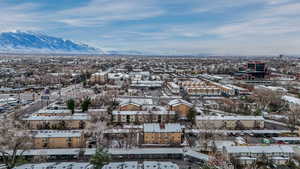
[209,2,300,38]
[57,0,164,27]
[1,0,300,55]
[0,1,42,32]
[191,0,296,13]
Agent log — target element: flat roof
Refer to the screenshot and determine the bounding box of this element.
[84,148,182,156]
[226,145,294,154]
[33,130,82,138]
[2,149,81,156]
[14,162,92,169]
[84,148,209,161]
[186,129,290,134]
[272,137,300,141]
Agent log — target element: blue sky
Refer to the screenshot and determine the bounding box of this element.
[1,0,300,55]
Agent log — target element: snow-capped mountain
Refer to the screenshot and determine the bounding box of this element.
[0,31,101,54]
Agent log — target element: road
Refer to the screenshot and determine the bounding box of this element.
[12,84,82,119]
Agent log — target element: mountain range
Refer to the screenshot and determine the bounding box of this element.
[0,31,101,54]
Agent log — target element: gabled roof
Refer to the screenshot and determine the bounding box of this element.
[143,123,183,133]
[168,99,193,107]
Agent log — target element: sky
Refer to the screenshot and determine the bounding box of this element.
[1,0,300,55]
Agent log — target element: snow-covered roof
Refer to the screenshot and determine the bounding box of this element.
[143,123,183,133]
[103,128,139,134]
[272,137,300,141]
[102,162,138,169]
[186,129,290,134]
[225,84,248,91]
[226,145,294,154]
[168,99,192,107]
[112,110,175,115]
[119,100,141,107]
[33,130,82,138]
[102,161,179,169]
[282,95,300,105]
[108,148,183,155]
[167,82,180,89]
[36,109,71,114]
[84,148,209,161]
[184,150,209,161]
[23,113,90,121]
[196,115,264,121]
[143,161,179,169]
[14,162,92,169]
[117,98,153,105]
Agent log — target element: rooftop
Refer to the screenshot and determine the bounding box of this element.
[14,162,92,169]
[23,113,90,121]
[33,130,82,138]
[168,99,192,107]
[226,145,294,154]
[196,115,264,121]
[143,123,183,133]
[112,110,175,115]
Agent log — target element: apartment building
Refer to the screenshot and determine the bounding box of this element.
[119,101,142,111]
[224,145,294,165]
[179,80,221,96]
[196,116,264,129]
[90,71,109,84]
[143,123,183,145]
[178,79,235,96]
[34,109,72,116]
[168,99,192,119]
[23,113,90,130]
[32,130,85,149]
[112,110,176,124]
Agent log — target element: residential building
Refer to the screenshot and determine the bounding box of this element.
[168,99,192,119]
[143,123,183,145]
[32,130,85,149]
[112,110,176,124]
[196,116,264,129]
[224,145,294,166]
[90,71,109,84]
[23,113,90,129]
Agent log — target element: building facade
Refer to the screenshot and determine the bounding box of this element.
[196,116,264,129]
[143,123,183,145]
[33,130,85,149]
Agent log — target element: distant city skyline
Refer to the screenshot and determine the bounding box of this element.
[1,0,300,55]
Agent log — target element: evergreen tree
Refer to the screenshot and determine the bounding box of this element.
[67,99,75,114]
[90,147,111,169]
[81,97,91,112]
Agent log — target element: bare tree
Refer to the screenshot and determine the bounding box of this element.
[288,104,300,133]
[0,118,33,169]
[251,88,282,111]
[85,111,107,148]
